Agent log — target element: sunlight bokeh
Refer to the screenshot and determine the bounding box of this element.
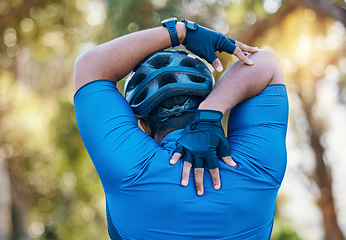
[0,0,345,239]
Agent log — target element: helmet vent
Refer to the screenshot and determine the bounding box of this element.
[180,58,200,68]
[189,74,206,83]
[124,50,214,118]
[157,73,178,88]
[147,54,172,69]
[127,73,146,91]
[134,88,148,105]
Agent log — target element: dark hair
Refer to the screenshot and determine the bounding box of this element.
[144,95,203,137]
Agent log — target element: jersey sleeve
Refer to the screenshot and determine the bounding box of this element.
[74,80,161,193]
[227,84,289,184]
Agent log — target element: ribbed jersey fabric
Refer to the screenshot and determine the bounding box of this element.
[74,80,289,240]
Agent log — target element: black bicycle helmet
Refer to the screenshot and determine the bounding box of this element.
[124,50,214,119]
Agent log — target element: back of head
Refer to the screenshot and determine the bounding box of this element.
[124,50,214,135]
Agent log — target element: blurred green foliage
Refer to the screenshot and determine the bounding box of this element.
[0,0,345,240]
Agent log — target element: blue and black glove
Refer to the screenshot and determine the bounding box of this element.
[182,19,236,65]
[174,109,231,169]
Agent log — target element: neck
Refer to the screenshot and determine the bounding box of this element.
[153,127,176,144]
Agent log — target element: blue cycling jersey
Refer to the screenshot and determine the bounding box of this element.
[74,80,289,240]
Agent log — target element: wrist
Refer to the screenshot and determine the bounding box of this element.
[193,109,223,121]
[198,101,227,115]
[176,22,186,44]
[189,109,223,130]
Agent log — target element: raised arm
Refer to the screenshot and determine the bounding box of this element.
[171,49,285,196]
[73,20,257,93]
[73,23,186,93]
[74,18,259,196]
[199,49,285,113]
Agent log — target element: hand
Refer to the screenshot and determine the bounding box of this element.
[170,110,236,196]
[182,19,259,72]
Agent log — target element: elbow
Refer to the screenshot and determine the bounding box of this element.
[74,50,94,75]
[73,50,97,92]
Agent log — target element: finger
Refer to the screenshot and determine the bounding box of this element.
[181,161,192,186]
[217,136,231,159]
[235,41,259,53]
[170,144,185,164]
[222,156,236,167]
[217,137,236,167]
[205,51,218,66]
[234,47,254,66]
[219,39,236,55]
[183,149,194,165]
[209,168,221,190]
[211,58,223,72]
[227,37,236,44]
[170,152,182,165]
[194,168,204,196]
[193,156,204,168]
[205,153,219,170]
[174,144,184,155]
[181,150,193,184]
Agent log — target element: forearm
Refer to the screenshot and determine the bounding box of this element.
[73,23,186,93]
[199,50,284,114]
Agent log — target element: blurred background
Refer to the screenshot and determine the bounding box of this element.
[0,0,345,239]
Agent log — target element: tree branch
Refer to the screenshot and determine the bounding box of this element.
[299,90,345,240]
[235,0,345,46]
[235,2,298,45]
[293,0,346,27]
[296,53,345,240]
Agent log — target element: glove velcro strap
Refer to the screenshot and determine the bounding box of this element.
[182,19,198,46]
[190,109,223,129]
[182,19,197,31]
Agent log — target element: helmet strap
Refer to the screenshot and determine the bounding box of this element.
[153,98,197,122]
